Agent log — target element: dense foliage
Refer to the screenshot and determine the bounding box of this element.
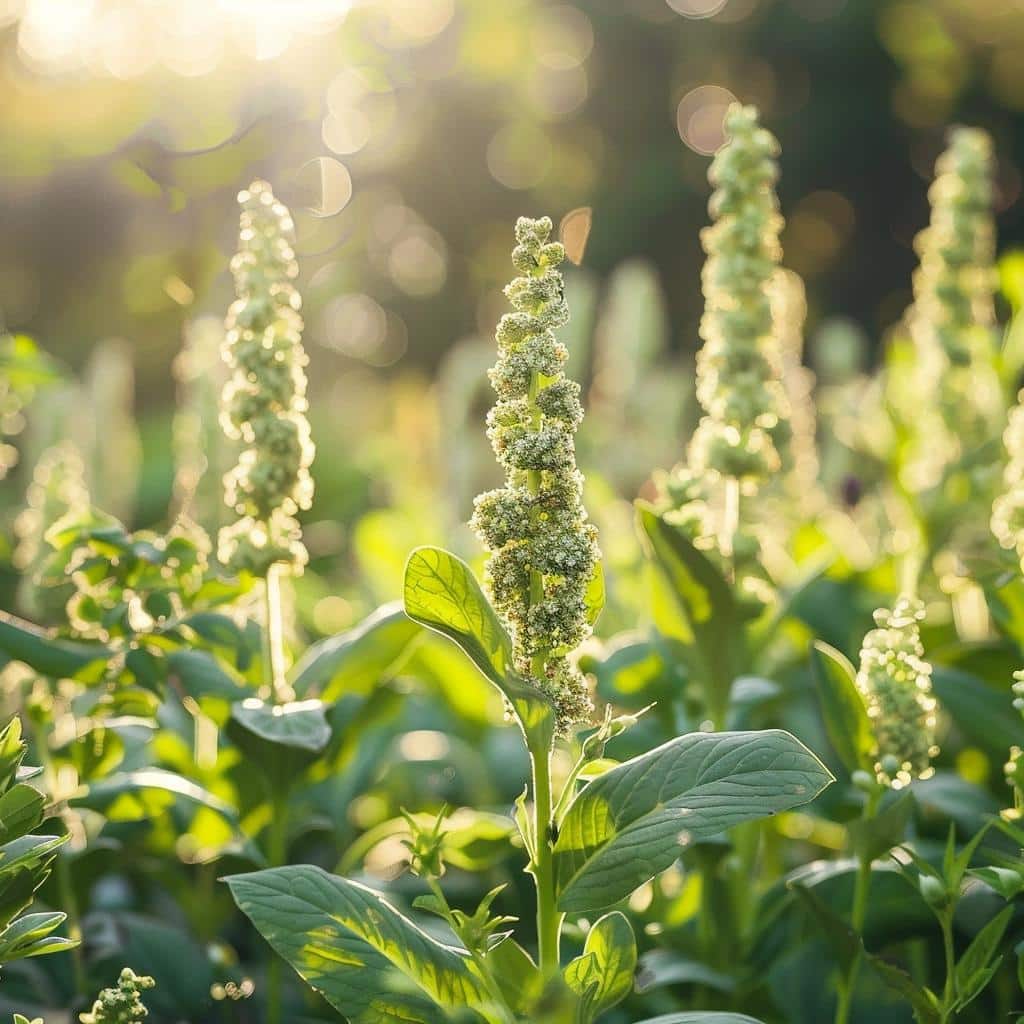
[2,100,1024,1024]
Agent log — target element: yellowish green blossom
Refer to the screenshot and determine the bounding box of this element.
[470,216,600,734]
[855,596,938,788]
[218,180,315,577]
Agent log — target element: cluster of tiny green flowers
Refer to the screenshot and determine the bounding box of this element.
[689,103,785,484]
[470,217,600,734]
[991,392,1024,569]
[79,968,155,1024]
[218,180,315,577]
[909,126,997,372]
[855,596,939,788]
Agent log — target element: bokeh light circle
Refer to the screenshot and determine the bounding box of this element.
[676,84,737,155]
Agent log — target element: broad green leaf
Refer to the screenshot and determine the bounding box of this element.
[636,504,741,725]
[930,667,1019,758]
[554,730,833,912]
[227,699,332,796]
[226,865,491,1023]
[0,611,109,682]
[955,905,1012,1011]
[166,649,248,703]
[291,602,421,699]
[229,697,330,750]
[71,770,256,861]
[483,938,538,1015]
[635,951,735,994]
[403,547,553,746]
[810,641,872,775]
[564,911,636,1019]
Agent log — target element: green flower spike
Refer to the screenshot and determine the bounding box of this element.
[218,180,315,577]
[79,968,155,1024]
[470,216,600,735]
[690,103,785,485]
[991,391,1024,570]
[908,126,999,443]
[855,596,939,789]
[910,126,997,371]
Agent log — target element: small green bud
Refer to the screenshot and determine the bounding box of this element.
[401,806,449,880]
[851,769,877,794]
[917,874,948,909]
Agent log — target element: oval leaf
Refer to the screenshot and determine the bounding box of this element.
[564,910,636,1019]
[554,730,833,913]
[226,865,491,1023]
[403,547,553,744]
[291,602,421,700]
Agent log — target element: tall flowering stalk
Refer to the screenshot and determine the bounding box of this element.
[664,104,785,581]
[855,596,938,789]
[219,180,314,705]
[907,126,999,469]
[835,596,940,1024]
[910,127,997,376]
[471,216,600,736]
[991,391,1024,571]
[692,103,785,485]
[219,180,314,579]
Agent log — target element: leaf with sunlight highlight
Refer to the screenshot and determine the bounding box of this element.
[226,865,493,1023]
[554,730,833,913]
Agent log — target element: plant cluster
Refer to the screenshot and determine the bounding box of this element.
[1,103,1024,1024]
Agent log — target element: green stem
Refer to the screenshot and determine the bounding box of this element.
[529,736,561,978]
[835,792,880,1024]
[939,911,957,1023]
[264,564,291,704]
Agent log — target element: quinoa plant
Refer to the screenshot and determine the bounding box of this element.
[814,597,939,1024]
[662,104,786,593]
[219,179,315,704]
[226,214,832,1024]
[470,215,600,735]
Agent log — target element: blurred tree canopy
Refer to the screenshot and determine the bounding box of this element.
[1,0,1024,512]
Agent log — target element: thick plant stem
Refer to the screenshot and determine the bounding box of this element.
[835,793,880,1024]
[264,564,291,704]
[529,736,561,978]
